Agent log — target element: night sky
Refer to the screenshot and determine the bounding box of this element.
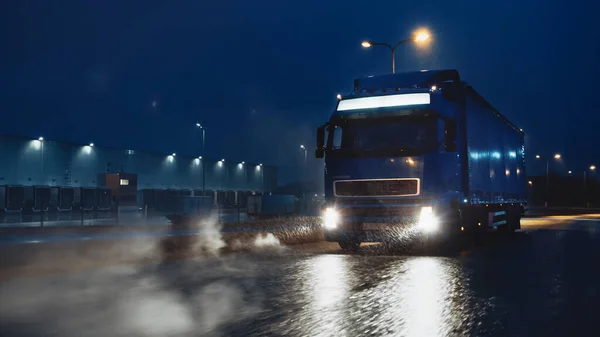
[2,0,599,181]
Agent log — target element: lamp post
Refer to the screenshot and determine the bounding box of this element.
[38,137,44,184]
[196,123,207,195]
[536,153,561,208]
[239,161,247,189]
[584,165,596,208]
[300,145,307,166]
[257,164,264,194]
[361,30,430,74]
[300,145,309,213]
[236,162,246,207]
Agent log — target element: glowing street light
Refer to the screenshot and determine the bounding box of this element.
[89,143,94,147]
[414,31,430,42]
[568,170,572,174]
[361,29,431,73]
[299,145,309,212]
[336,94,342,100]
[37,137,45,178]
[195,123,207,194]
[536,153,562,208]
[172,153,176,156]
[584,165,597,208]
[300,145,307,165]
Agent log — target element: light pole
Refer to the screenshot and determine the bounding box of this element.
[300,144,307,166]
[361,30,430,74]
[300,145,308,213]
[237,162,246,206]
[584,165,596,208]
[536,153,561,208]
[196,123,207,195]
[38,137,44,184]
[257,164,264,194]
[239,161,247,189]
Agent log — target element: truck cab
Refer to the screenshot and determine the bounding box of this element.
[315,70,526,250]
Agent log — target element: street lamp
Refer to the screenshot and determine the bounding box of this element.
[361,29,431,73]
[536,153,561,208]
[300,145,307,166]
[38,137,44,183]
[256,164,264,193]
[584,165,596,208]
[238,162,247,194]
[300,145,309,212]
[196,123,207,195]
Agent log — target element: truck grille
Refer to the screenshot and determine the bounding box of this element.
[334,179,419,197]
[342,206,419,217]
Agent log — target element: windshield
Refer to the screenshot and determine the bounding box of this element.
[328,116,438,154]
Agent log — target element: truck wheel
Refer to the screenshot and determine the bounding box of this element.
[339,240,360,252]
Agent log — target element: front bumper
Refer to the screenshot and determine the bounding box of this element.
[324,221,424,242]
[322,202,429,242]
[323,201,460,242]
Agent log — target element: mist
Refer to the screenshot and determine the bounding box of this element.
[0,214,323,336]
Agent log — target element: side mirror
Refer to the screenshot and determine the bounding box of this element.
[315,123,327,158]
[444,118,457,152]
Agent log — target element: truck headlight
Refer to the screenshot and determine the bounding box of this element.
[323,207,339,229]
[418,206,439,232]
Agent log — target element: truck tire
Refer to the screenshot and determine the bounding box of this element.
[339,240,360,252]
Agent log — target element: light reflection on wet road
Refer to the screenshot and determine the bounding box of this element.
[1,215,600,337]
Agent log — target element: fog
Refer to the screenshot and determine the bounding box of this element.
[0,215,297,337]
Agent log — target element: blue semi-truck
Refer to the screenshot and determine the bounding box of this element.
[315,69,527,250]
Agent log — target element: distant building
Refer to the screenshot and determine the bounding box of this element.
[0,134,276,210]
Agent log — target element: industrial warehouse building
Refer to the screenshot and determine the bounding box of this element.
[0,134,277,213]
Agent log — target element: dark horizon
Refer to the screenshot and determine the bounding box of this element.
[2,0,599,178]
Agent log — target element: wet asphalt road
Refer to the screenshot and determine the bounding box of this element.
[1,215,600,337]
